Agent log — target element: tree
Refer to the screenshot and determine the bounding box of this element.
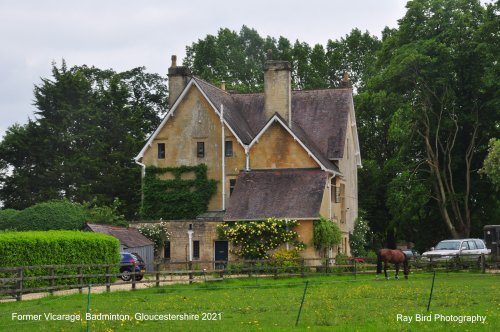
[369,0,499,238]
[0,62,167,218]
[480,138,500,189]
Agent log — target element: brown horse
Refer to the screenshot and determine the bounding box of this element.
[376,249,409,280]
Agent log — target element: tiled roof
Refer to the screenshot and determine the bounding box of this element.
[194,77,351,165]
[224,169,328,221]
[86,223,153,248]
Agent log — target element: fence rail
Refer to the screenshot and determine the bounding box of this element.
[1,253,496,301]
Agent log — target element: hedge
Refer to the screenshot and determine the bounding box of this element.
[5,200,88,231]
[0,231,121,288]
[0,209,20,230]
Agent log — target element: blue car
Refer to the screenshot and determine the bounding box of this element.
[120,252,146,281]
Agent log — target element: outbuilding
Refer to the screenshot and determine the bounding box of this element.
[85,223,154,271]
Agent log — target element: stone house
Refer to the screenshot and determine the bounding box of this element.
[134,54,361,264]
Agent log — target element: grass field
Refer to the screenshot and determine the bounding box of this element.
[0,272,498,331]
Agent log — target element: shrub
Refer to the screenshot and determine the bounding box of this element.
[313,217,341,257]
[218,218,305,259]
[0,209,20,230]
[11,200,89,231]
[350,213,371,257]
[84,198,128,227]
[137,222,170,255]
[0,231,120,288]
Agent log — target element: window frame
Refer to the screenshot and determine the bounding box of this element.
[157,143,165,159]
[193,240,200,259]
[225,140,233,157]
[197,142,205,158]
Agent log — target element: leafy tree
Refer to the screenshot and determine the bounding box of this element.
[0,62,167,218]
[480,138,500,190]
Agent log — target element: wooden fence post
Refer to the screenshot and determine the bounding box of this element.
[301,258,305,278]
[16,267,23,301]
[49,267,54,295]
[155,263,160,287]
[106,266,111,292]
[481,254,486,273]
[188,261,193,285]
[78,266,83,294]
[131,263,136,290]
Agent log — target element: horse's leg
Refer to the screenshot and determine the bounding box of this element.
[384,261,388,280]
[395,263,400,280]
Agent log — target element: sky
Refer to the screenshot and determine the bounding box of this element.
[0,0,408,139]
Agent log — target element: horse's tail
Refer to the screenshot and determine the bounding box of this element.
[376,250,382,274]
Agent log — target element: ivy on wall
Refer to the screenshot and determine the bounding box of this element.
[140,164,217,220]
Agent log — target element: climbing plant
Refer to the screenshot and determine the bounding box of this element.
[217,218,305,259]
[137,222,171,255]
[140,165,217,220]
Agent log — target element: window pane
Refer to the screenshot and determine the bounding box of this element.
[164,241,171,259]
[197,142,205,158]
[193,240,200,259]
[158,143,165,159]
[225,141,233,157]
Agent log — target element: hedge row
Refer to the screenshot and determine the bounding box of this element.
[0,231,121,288]
[0,201,88,231]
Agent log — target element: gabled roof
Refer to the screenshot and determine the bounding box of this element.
[248,113,340,175]
[135,76,361,170]
[224,169,328,221]
[86,223,153,248]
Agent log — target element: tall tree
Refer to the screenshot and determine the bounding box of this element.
[0,62,167,218]
[366,0,499,238]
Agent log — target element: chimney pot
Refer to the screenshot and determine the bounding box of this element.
[220,81,226,91]
[171,55,177,68]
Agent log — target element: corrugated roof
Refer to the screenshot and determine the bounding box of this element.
[224,169,328,221]
[86,223,153,248]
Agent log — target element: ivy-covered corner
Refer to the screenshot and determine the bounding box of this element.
[140,164,217,220]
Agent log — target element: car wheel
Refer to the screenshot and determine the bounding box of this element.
[135,275,143,281]
[120,269,132,281]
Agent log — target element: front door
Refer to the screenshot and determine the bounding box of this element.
[214,241,228,269]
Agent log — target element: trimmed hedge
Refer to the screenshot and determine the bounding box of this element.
[0,231,121,288]
[6,200,88,231]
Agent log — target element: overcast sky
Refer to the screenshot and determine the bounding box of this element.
[0,0,408,138]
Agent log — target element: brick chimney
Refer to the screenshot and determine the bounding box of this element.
[168,55,191,107]
[264,50,291,125]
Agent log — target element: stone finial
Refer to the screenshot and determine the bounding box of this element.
[171,55,177,68]
[266,49,273,61]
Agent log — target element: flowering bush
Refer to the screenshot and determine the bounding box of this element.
[137,222,170,255]
[217,218,305,259]
[349,214,371,257]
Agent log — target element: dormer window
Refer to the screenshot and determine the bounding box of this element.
[197,142,205,158]
[158,143,165,159]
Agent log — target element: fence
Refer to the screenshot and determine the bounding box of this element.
[0,253,496,301]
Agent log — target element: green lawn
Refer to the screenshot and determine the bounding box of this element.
[0,272,498,331]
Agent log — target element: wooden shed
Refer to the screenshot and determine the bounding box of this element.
[85,223,154,271]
